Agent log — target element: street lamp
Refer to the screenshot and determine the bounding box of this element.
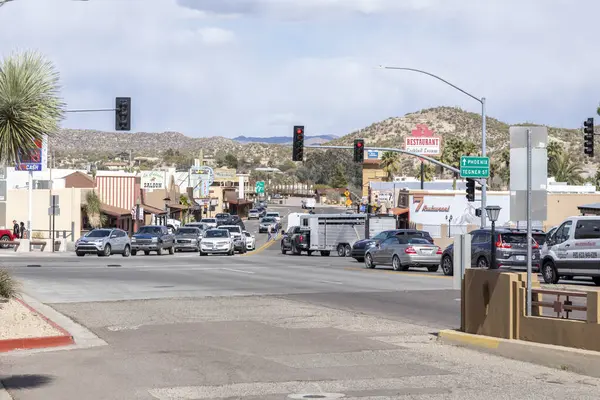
[378,65,487,228]
[485,205,501,269]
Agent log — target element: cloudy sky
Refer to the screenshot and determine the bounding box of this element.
[1,0,598,138]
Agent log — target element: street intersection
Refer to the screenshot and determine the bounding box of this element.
[1,205,600,399]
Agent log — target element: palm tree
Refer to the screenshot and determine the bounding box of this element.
[380,151,400,181]
[549,151,584,184]
[414,162,435,182]
[0,51,65,164]
[84,190,106,228]
[179,194,192,223]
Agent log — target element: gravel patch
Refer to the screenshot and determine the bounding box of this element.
[0,299,62,340]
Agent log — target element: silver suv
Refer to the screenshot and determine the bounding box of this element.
[75,228,131,257]
[541,216,600,285]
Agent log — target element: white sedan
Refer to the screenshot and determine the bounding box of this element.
[243,231,256,251]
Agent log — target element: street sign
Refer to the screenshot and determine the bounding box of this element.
[345,199,353,207]
[255,181,265,194]
[460,156,490,178]
[50,194,59,207]
[48,206,60,216]
[344,190,350,198]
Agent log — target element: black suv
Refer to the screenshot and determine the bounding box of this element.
[440,228,543,276]
[351,229,434,262]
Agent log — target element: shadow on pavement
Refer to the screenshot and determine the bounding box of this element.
[1,374,54,390]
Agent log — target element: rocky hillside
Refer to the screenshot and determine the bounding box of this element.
[327,106,589,166]
[51,107,591,170]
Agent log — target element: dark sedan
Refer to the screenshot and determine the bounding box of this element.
[351,229,433,262]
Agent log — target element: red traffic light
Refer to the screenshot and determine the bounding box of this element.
[356,142,363,147]
[296,128,303,134]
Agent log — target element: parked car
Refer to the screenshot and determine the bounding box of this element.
[351,229,433,262]
[265,212,281,223]
[174,227,202,252]
[440,228,542,276]
[201,218,218,229]
[0,229,17,248]
[243,231,256,251]
[131,225,175,256]
[75,228,131,257]
[259,217,280,233]
[364,236,442,272]
[248,209,260,219]
[541,217,600,285]
[199,229,234,256]
[219,225,247,253]
[215,213,231,226]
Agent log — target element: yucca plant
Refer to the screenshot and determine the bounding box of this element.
[0,269,19,300]
[84,190,106,228]
[0,51,65,164]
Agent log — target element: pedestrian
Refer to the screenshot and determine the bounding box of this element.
[19,222,25,239]
[267,224,273,241]
[12,220,19,238]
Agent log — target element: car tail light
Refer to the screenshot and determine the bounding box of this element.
[298,235,303,242]
[436,247,442,254]
[532,241,539,249]
[405,246,417,254]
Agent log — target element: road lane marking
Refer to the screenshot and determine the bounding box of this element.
[221,268,255,274]
[318,280,343,285]
[242,234,280,256]
[343,266,451,279]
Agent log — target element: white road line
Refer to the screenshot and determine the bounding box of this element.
[221,268,255,274]
[318,280,343,285]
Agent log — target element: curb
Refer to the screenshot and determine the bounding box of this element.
[0,298,74,353]
[0,382,11,400]
[438,329,600,378]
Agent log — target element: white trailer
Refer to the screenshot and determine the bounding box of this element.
[304,213,368,257]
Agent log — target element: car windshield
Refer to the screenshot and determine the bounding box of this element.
[261,218,275,223]
[501,233,527,244]
[137,226,162,235]
[249,209,258,213]
[177,228,199,235]
[533,233,547,245]
[243,232,251,237]
[202,219,216,223]
[222,226,240,233]
[86,230,111,238]
[266,213,279,217]
[204,230,228,238]
[216,214,229,219]
[372,232,388,241]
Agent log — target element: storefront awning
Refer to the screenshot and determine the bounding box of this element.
[142,204,167,215]
[100,204,132,218]
[389,207,409,216]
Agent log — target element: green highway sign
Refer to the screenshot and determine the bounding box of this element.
[460,156,490,178]
[255,181,265,194]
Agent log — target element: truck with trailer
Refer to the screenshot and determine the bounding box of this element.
[281,213,396,257]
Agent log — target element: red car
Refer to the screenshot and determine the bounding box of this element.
[0,229,17,248]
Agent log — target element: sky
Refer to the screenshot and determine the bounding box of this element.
[1,0,598,138]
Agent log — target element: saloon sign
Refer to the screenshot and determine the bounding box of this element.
[404,124,441,155]
[141,171,165,190]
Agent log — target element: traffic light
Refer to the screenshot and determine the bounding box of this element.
[466,179,475,202]
[293,125,304,161]
[584,117,594,157]
[353,139,365,163]
[115,97,131,131]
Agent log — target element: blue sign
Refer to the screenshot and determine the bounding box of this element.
[367,150,379,159]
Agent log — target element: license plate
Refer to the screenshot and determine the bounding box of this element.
[516,255,525,261]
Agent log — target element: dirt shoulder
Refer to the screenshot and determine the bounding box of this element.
[0,299,62,340]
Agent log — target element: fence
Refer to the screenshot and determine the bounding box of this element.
[31,227,75,242]
[418,224,470,239]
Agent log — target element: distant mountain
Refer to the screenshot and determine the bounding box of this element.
[233,135,338,145]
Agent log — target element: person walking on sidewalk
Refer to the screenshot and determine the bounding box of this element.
[19,222,26,239]
[12,220,19,238]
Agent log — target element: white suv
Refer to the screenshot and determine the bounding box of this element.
[265,212,281,223]
[541,216,600,285]
[219,225,247,254]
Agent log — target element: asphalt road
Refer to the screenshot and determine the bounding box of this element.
[2,201,599,399]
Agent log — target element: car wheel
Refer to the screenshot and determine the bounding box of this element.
[157,247,163,256]
[122,245,131,257]
[0,235,10,249]
[228,248,234,256]
[476,256,489,269]
[542,261,559,284]
[101,244,111,257]
[344,245,352,257]
[441,255,453,276]
[281,243,287,254]
[76,250,85,257]
[427,265,439,272]
[365,253,376,269]
[337,244,345,257]
[168,246,175,255]
[392,255,403,271]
